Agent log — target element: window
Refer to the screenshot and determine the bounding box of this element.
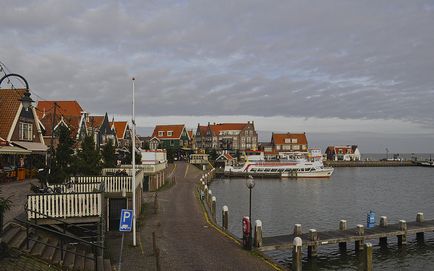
[285,138,291,143]
[158,131,164,137]
[292,138,298,143]
[19,122,33,141]
[167,131,173,136]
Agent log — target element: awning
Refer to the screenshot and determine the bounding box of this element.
[11,141,48,154]
[0,145,31,155]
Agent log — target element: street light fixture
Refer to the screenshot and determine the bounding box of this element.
[246,175,255,250]
[0,73,34,109]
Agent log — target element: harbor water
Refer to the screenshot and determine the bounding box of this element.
[210,167,434,270]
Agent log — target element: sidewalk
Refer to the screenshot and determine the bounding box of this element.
[106,162,274,271]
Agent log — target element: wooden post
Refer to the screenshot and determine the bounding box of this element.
[211,196,216,221]
[416,212,424,240]
[254,220,263,248]
[355,224,365,252]
[222,205,229,230]
[307,229,318,258]
[398,220,407,246]
[379,216,388,246]
[364,242,373,271]
[293,224,302,237]
[292,237,302,271]
[339,220,347,251]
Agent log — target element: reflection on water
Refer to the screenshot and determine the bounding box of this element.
[210,167,434,270]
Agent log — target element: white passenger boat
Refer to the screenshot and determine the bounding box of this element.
[224,149,334,178]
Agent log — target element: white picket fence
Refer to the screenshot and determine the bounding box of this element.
[50,182,103,193]
[27,192,102,219]
[70,176,132,193]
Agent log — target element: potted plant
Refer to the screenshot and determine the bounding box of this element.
[0,187,12,236]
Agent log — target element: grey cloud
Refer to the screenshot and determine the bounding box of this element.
[1,0,434,130]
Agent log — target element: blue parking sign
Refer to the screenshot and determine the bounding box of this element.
[119,209,133,232]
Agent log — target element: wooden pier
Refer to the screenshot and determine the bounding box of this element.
[258,214,433,253]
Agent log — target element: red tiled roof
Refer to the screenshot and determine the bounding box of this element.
[87,115,105,129]
[187,130,194,140]
[111,121,128,139]
[152,124,185,139]
[36,101,83,119]
[198,125,208,136]
[272,133,307,145]
[209,123,248,135]
[0,89,26,139]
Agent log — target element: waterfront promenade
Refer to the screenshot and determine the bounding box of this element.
[107,162,273,271]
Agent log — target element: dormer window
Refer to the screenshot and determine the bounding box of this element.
[158,131,164,137]
[167,131,173,136]
[19,122,33,141]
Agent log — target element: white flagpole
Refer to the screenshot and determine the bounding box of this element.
[132,77,137,246]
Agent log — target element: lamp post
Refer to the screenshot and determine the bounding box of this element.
[246,175,255,250]
[131,77,137,247]
[0,73,33,109]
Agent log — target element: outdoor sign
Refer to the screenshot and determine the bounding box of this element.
[119,209,133,232]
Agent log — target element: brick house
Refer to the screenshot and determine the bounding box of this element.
[325,145,361,161]
[195,121,258,151]
[271,132,308,152]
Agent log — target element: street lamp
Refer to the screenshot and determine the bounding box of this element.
[0,73,34,109]
[246,175,255,250]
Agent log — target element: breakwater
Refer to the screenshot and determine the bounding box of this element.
[324,160,415,167]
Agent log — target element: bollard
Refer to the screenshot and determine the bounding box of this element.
[339,220,347,251]
[379,216,388,246]
[222,206,229,230]
[398,220,407,246]
[207,190,212,208]
[308,229,318,258]
[254,220,263,248]
[292,237,302,271]
[211,196,216,221]
[364,242,373,271]
[355,224,365,252]
[416,212,425,240]
[293,224,302,237]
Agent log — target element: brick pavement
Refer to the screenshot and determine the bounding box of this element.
[107,162,275,271]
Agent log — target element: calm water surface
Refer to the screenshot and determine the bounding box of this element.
[210,167,434,270]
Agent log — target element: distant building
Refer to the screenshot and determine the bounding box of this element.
[150,124,190,150]
[111,121,132,148]
[271,133,308,152]
[195,121,258,151]
[87,113,116,148]
[325,145,361,161]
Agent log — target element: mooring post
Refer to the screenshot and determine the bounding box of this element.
[339,220,347,251]
[292,237,303,271]
[211,196,216,221]
[254,220,263,248]
[398,220,407,246]
[307,229,318,258]
[207,190,212,208]
[364,242,373,271]
[294,224,302,237]
[379,216,388,246]
[355,224,365,252]
[416,212,424,240]
[222,205,229,230]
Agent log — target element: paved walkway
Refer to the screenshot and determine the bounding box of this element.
[108,162,274,271]
[0,179,34,224]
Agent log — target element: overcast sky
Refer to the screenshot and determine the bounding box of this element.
[1,1,434,152]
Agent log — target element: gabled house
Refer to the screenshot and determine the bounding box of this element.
[36,100,87,149]
[196,121,258,151]
[111,121,131,148]
[0,89,47,155]
[150,124,190,150]
[87,113,116,148]
[271,133,308,153]
[325,145,361,161]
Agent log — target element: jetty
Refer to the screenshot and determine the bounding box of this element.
[323,160,416,167]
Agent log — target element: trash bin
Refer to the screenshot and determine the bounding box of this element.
[17,167,25,181]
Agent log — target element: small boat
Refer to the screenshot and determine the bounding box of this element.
[224,149,334,178]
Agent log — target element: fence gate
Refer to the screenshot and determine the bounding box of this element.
[108,198,127,231]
